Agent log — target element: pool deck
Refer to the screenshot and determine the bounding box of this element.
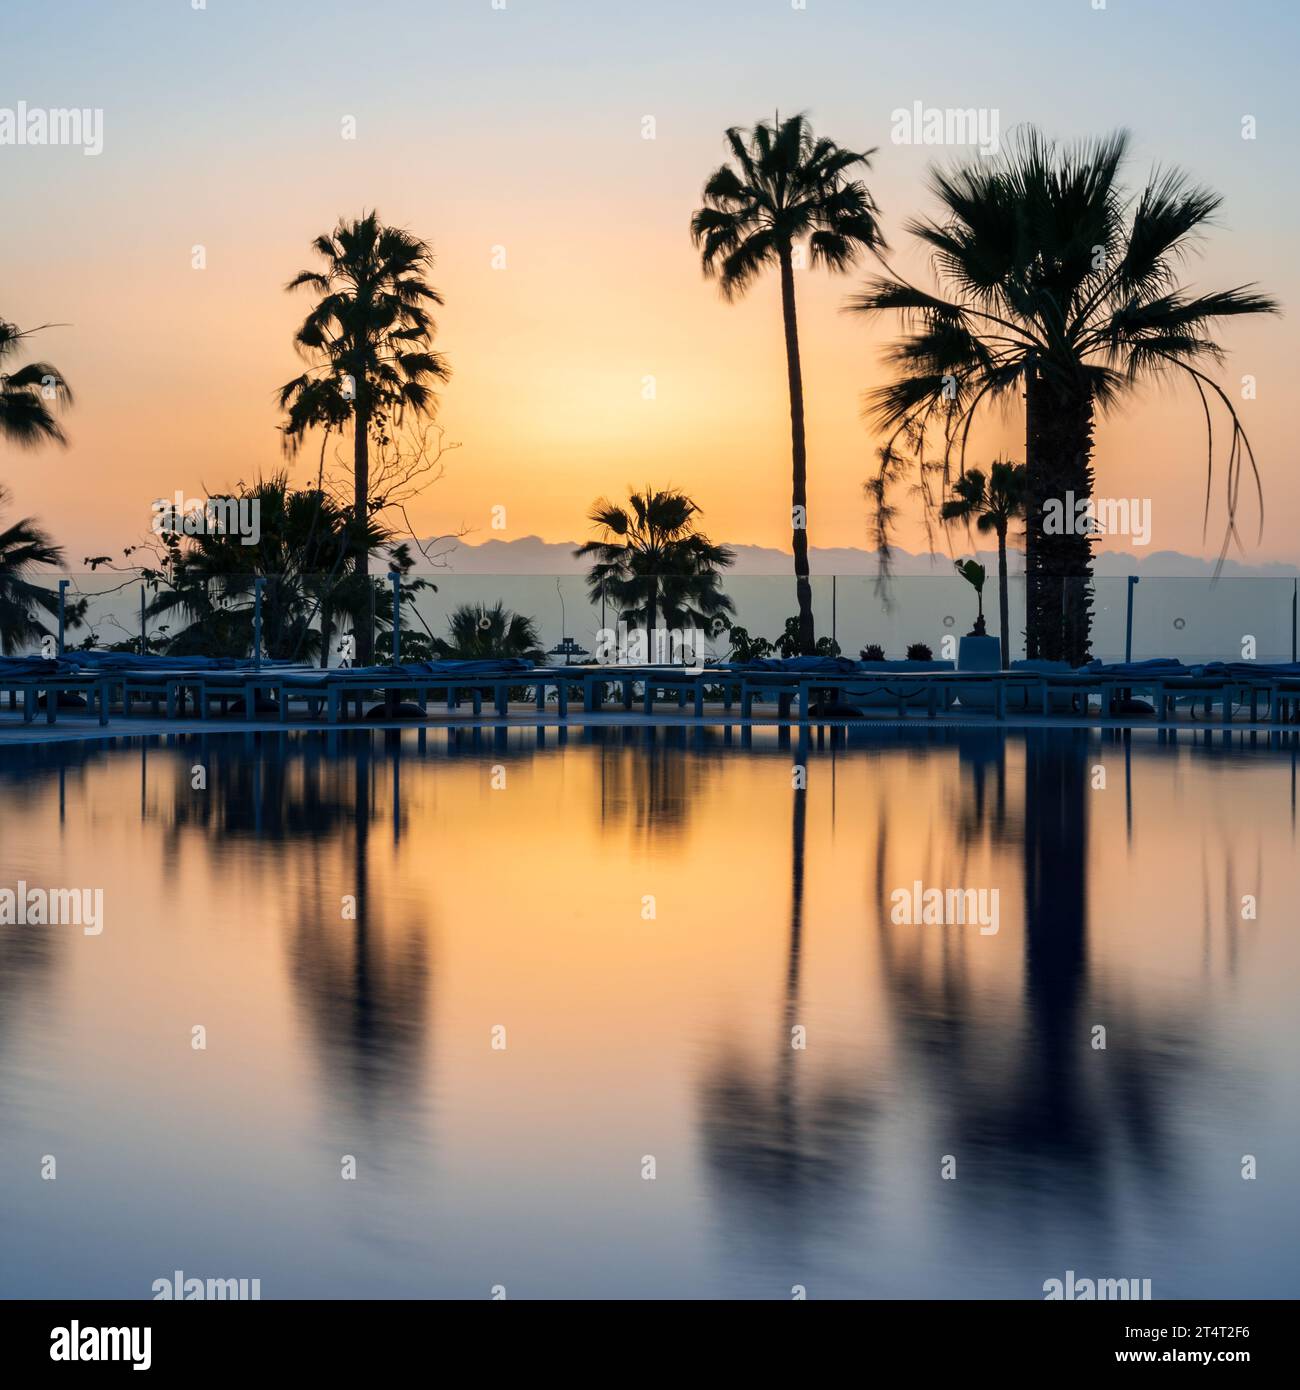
[2,704,1296,747]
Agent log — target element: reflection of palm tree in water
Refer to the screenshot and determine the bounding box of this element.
[0,743,103,1083]
[951,729,1011,849]
[105,731,433,1137]
[1015,730,1092,1157]
[593,727,712,837]
[159,732,356,847]
[875,731,1216,1229]
[698,758,872,1259]
[142,730,434,1141]
[287,737,430,1142]
[988,733,1250,1214]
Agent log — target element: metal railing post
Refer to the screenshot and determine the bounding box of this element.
[253,577,266,670]
[57,579,70,656]
[1124,575,1140,663]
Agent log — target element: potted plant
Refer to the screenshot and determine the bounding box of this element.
[954,558,1002,677]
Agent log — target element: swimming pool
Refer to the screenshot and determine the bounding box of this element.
[0,726,1295,1298]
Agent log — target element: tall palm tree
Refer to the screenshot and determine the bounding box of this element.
[940,460,1026,669]
[851,128,1277,665]
[0,319,73,448]
[0,487,67,653]
[432,602,545,662]
[576,488,734,657]
[691,113,884,654]
[279,212,449,662]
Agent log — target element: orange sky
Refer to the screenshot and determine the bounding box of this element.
[3,0,1296,569]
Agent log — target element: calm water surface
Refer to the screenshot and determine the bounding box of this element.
[1,725,1297,1299]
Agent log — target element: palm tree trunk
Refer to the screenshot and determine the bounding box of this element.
[646,585,658,663]
[1024,369,1044,660]
[319,606,333,669]
[778,245,815,655]
[997,524,1010,670]
[1025,371,1095,665]
[353,395,372,665]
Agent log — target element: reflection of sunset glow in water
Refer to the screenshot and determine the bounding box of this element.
[0,728,1296,1298]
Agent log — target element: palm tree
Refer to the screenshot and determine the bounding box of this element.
[576,488,734,658]
[940,460,1026,668]
[280,212,449,662]
[0,318,75,656]
[0,319,73,448]
[851,128,1277,665]
[146,473,386,662]
[432,602,545,662]
[691,113,884,654]
[0,487,68,653]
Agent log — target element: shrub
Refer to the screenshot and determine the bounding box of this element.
[860,643,885,661]
[772,617,839,658]
[906,642,933,661]
[727,625,774,663]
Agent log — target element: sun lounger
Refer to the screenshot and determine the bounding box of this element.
[5,649,1290,730]
[0,665,112,727]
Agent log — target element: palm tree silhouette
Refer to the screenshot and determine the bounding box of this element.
[0,318,76,653]
[940,460,1027,668]
[852,128,1277,664]
[0,487,71,653]
[432,601,545,661]
[576,488,734,655]
[691,113,884,654]
[146,473,386,662]
[279,212,449,663]
[0,319,72,448]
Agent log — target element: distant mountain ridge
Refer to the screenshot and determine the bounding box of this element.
[420,534,1299,579]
